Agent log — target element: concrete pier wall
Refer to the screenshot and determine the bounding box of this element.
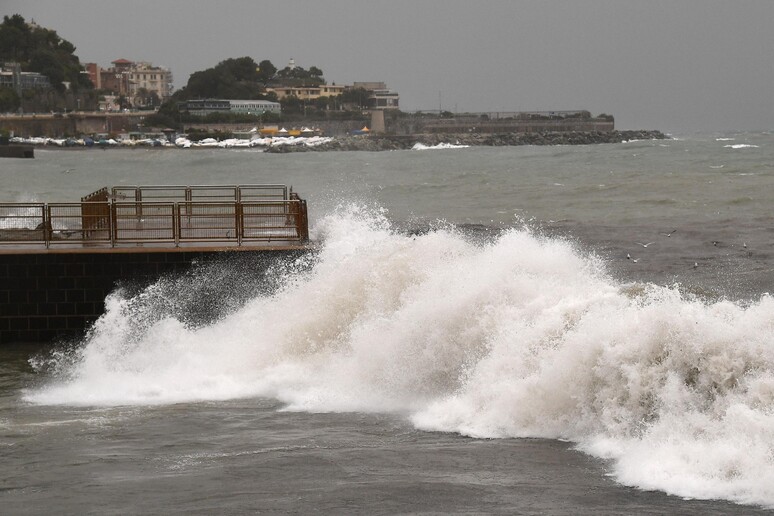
[0,113,147,138]
[0,249,298,344]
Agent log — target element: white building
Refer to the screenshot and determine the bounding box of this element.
[181,99,281,116]
[128,62,174,104]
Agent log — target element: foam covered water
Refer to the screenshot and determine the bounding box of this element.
[24,204,774,508]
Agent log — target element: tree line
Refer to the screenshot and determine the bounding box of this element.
[0,14,95,112]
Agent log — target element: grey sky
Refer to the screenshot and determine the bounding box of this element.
[3,0,773,133]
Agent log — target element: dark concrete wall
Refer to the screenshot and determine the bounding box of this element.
[0,249,298,344]
[0,113,146,138]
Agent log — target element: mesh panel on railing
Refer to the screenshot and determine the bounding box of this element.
[238,185,288,202]
[47,204,111,243]
[178,203,237,241]
[113,202,175,242]
[241,202,300,240]
[0,204,46,242]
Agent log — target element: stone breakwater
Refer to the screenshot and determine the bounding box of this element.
[266,130,668,153]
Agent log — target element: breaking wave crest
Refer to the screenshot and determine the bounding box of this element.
[24,204,774,508]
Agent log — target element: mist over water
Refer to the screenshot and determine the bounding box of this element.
[24,202,774,508]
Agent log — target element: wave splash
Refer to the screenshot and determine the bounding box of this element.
[24,205,774,507]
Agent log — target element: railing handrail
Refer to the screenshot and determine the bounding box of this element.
[111,184,289,202]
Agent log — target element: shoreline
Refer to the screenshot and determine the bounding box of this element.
[8,129,668,152]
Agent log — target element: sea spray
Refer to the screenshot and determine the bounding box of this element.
[25,204,774,507]
[411,283,774,506]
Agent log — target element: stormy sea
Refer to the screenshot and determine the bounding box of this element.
[2,132,773,514]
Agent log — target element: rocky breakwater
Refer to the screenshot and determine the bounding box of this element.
[265,129,668,153]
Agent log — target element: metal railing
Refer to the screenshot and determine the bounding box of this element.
[0,185,308,249]
[110,184,289,203]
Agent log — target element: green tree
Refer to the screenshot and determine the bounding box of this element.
[30,49,65,91]
[0,15,30,58]
[275,64,325,87]
[223,56,259,82]
[178,56,267,100]
[0,14,93,93]
[280,95,303,115]
[0,86,20,112]
[186,68,221,98]
[339,87,369,108]
[256,60,277,84]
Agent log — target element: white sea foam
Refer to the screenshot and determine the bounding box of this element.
[725,144,759,149]
[170,135,333,149]
[412,142,470,150]
[24,205,774,508]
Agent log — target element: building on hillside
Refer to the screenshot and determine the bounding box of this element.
[369,88,400,110]
[265,84,347,101]
[85,59,173,107]
[128,62,174,105]
[266,81,399,110]
[84,63,102,89]
[179,99,281,117]
[353,82,400,110]
[0,62,51,95]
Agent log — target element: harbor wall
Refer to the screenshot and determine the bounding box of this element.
[0,113,146,138]
[0,249,299,344]
[2,112,616,138]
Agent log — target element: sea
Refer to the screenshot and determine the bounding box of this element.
[1,132,773,514]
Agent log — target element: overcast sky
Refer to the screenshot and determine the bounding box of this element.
[4,0,773,133]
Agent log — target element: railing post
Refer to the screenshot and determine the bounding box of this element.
[185,187,192,216]
[110,202,117,247]
[288,192,308,241]
[299,199,309,241]
[174,202,180,247]
[43,204,51,248]
[236,201,242,246]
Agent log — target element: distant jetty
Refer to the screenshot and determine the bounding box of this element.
[266,130,669,153]
[0,144,34,158]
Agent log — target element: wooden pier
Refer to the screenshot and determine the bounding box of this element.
[0,185,310,343]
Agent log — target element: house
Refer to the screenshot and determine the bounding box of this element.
[265,84,347,101]
[85,59,173,107]
[353,82,400,110]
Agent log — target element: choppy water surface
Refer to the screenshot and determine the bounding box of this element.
[2,132,774,514]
